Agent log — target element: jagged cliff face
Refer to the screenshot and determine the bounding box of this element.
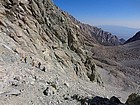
[0,0,104,104]
[0,0,139,105]
[0,0,103,83]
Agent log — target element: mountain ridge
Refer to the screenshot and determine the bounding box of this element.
[69,15,123,45]
[124,31,140,44]
[98,25,140,39]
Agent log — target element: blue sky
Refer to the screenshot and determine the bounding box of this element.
[53,0,140,28]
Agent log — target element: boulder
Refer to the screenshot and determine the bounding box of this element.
[71,95,125,105]
[110,96,122,104]
[43,86,57,96]
[4,89,21,96]
[126,93,140,105]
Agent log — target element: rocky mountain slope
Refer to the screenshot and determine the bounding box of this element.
[124,31,140,44]
[69,15,122,46]
[0,0,139,105]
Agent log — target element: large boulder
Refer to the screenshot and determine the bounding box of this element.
[126,93,140,105]
[71,95,125,105]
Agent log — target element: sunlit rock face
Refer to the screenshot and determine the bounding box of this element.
[0,0,139,105]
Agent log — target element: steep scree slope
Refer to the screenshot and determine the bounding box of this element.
[0,0,139,105]
[0,0,103,83]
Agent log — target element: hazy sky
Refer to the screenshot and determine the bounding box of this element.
[53,0,140,28]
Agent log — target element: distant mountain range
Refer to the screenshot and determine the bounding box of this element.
[98,25,140,40]
[69,16,123,46]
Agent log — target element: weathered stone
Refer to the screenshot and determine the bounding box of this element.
[63,82,70,88]
[5,89,21,96]
[43,86,56,96]
[110,96,122,104]
[126,93,140,105]
[72,95,125,105]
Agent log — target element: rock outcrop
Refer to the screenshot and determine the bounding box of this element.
[119,38,126,44]
[126,93,140,105]
[71,94,125,105]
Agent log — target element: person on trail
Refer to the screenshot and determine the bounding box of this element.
[31,59,35,66]
[20,56,24,62]
[38,62,41,68]
[24,56,27,63]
